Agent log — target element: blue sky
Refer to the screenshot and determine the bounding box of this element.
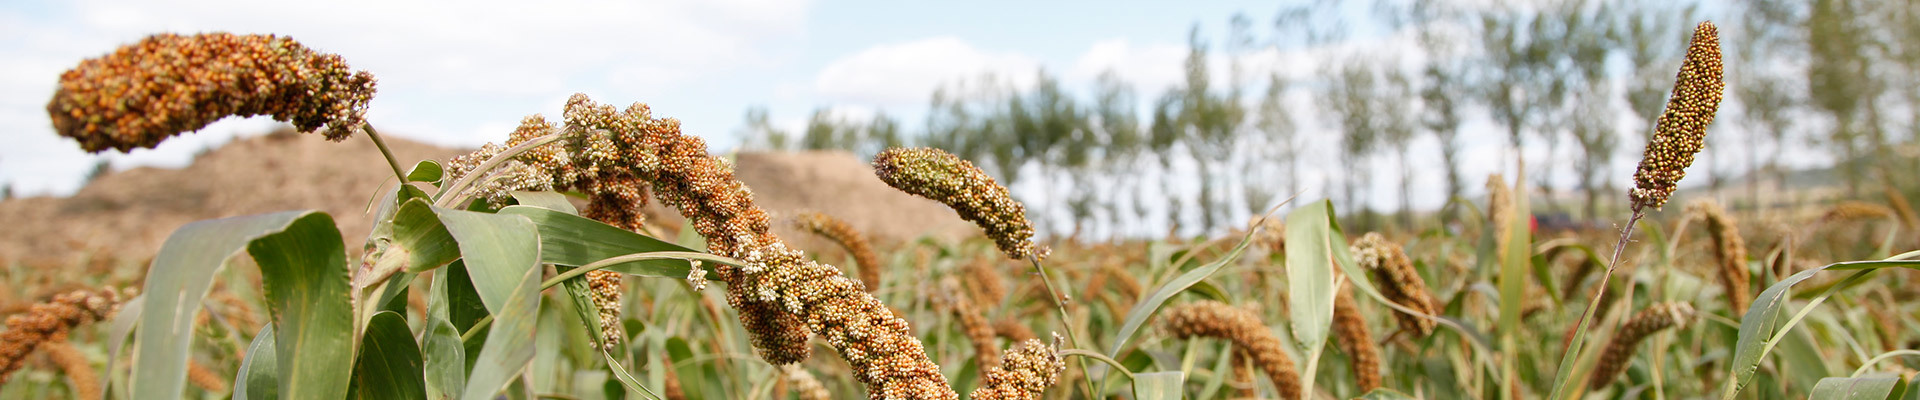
[0,0,1295,196]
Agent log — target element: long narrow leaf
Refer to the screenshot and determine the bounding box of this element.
[435,208,540,314]
[131,211,313,400]
[460,258,544,399]
[234,324,278,400]
[1722,260,1920,399]
[248,213,356,400]
[499,205,698,277]
[351,311,426,400]
[1284,200,1346,397]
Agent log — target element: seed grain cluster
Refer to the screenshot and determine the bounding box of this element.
[0,288,125,384]
[1351,232,1439,337]
[447,94,954,399]
[968,334,1067,400]
[1160,300,1302,400]
[1589,302,1695,390]
[1629,22,1723,210]
[872,148,1047,260]
[795,211,882,292]
[47,33,376,152]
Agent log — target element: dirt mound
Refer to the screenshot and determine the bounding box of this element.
[0,133,973,267]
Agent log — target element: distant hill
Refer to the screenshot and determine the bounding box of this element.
[0,130,972,268]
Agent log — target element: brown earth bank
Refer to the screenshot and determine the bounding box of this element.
[0,129,972,273]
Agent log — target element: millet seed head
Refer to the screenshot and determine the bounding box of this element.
[1351,232,1439,337]
[968,334,1066,400]
[1629,21,1723,211]
[1159,300,1302,400]
[872,147,1047,260]
[794,211,882,292]
[450,94,956,399]
[0,287,127,384]
[1589,302,1695,390]
[47,33,376,153]
[1687,199,1750,314]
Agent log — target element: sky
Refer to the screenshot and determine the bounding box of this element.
[1,0,1301,197]
[2,0,1783,235]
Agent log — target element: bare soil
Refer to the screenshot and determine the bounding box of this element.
[0,131,971,270]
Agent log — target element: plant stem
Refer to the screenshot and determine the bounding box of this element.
[363,124,409,184]
[1028,255,1098,398]
[1548,205,1646,399]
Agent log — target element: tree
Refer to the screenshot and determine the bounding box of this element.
[1378,67,1418,228]
[1256,73,1300,208]
[1326,61,1382,224]
[737,105,789,151]
[1806,0,1879,197]
[1177,23,1247,233]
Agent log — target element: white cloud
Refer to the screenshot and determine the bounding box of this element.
[814,36,1039,106]
[1068,39,1189,93]
[0,0,812,195]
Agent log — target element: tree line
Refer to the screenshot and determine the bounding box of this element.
[739,0,1920,239]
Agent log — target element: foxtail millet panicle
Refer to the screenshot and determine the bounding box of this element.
[1159,301,1302,400]
[1351,232,1440,337]
[794,211,883,292]
[1588,302,1695,390]
[451,94,954,399]
[47,33,376,153]
[0,287,124,384]
[44,339,99,400]
[783,365,833,400]
[968,334,1067,400]
[1824,201,1895,222]
[1331,280,1383,392]
[1687,199,1750,314]
[1628,22,1723,211]
[872,147,1047,260]
[941,279,1003,371]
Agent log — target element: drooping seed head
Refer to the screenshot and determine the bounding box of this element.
[1351,232,1439,337]
[794,211,882,291]
[872,147,1046,260]
[0,287,127,384]
[1589,302,1695,390]
[1687,199,1749,314]
[1159,301,1302,400]
[451,94,956,399]
[47,33,376,152]
[1629,22,1723,210]
[968,334,1066,400]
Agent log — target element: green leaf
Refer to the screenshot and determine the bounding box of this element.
[132,211,314,400]
[1722,260,1920,399]
[460,258,544,399]
[510,191,578,214]
[352,312,426,400]
[499,205,698,277]
[422,272,467,400]
[1810,374,1909,400]
[391,200,460,274]
[408,160,444,183]
[235,324,278,400]
[436,208,541,314]
[101,295,143,399]
[248,212,356,400]
[1130,371,1184,400]
[1497,171,1529,397]
[1105,221,1265,357]
[1284,200,1346,393]
[555,265,611,351]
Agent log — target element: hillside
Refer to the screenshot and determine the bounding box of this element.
[0,130,972,269]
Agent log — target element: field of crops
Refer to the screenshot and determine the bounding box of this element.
[3,20,1919,400]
